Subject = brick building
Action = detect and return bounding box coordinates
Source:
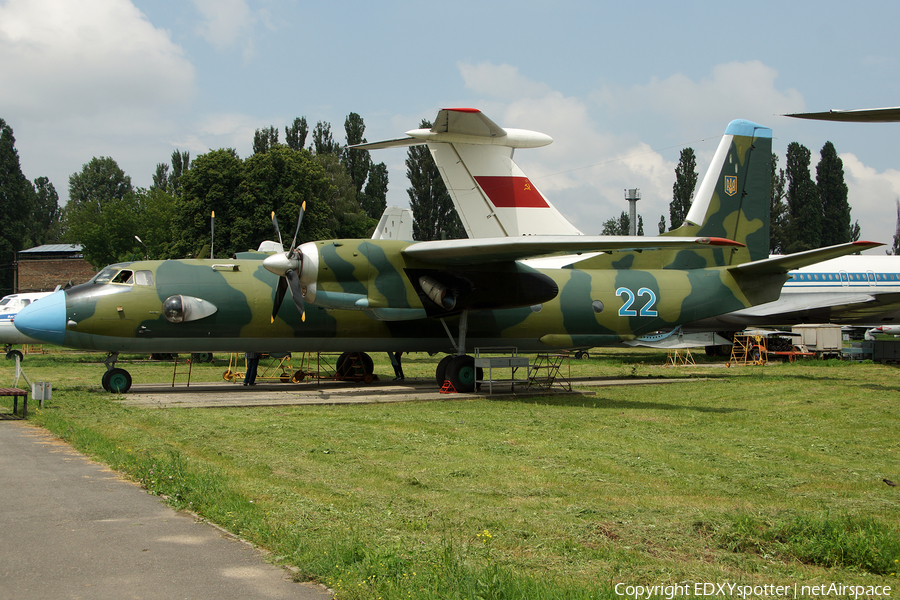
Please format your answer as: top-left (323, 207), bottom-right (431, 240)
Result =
top-left (17, 244), bottom-right (97, 292)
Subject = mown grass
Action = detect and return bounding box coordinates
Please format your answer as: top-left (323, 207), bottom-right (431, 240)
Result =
top-left (3, 348), bottom-right (900, 599)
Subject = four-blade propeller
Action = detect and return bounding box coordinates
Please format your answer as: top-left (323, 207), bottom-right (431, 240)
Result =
top-left (262, 202), bottom-right (306, 322)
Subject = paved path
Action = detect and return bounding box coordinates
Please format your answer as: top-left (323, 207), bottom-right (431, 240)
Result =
top-left (0, 420), bottom-right (331, 600)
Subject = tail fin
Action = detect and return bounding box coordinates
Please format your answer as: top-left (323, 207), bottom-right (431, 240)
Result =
top-left (666, 119), bottom-right (772, 264)
top-left (353, 108), bottom-right (582, 237)
top-left (371, 206), bottom-right (414, 240)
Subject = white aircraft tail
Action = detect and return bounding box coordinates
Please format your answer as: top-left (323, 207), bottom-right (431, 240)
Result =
top-left (353, 108), bottom-right (582, 238)
top-left (371, 206), bottom-right (414, 240)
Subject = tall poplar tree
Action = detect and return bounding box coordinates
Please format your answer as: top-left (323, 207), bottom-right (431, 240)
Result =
top-left (889, 199), bottom-right (900, 255)
top-left (253, 126), bottom-right (279, 155)
top-left (26, 177), bottom-right (60, 247)
top-left (0, 118), bottom-right (35, 294)
top-left (407, 119), bottom-right (465, 241)
top-left (784, 142), bottom-right (821, 253)
top-left (341, 112), bottom-right (370, 196)
top-left (816, 141), bottom-right (851, 247)
top-left (285, 117), bottom-right (308, 151)
top-left (670, 147), bottom-right (697, 230)
top-left (769, 152), bottom-right (788, 254)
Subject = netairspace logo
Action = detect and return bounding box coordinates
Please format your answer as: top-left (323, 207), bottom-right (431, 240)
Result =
top-left (613, 582), bottom-right (893, 599)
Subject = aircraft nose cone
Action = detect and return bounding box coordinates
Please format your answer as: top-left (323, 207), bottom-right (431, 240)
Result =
top-left (14, 289), bottom-right (67, 345)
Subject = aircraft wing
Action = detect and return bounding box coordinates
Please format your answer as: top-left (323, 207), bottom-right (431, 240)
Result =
top-left (785, 107), bottom-right (900, 123)
top-left (725, 291), bottom-right (900, 325)
top-left (402, 235), bottom-right (742, 265)
top-left (738, 293), bottom-right (884, 317)
top-left (731, 241), bottom-right (882, 275)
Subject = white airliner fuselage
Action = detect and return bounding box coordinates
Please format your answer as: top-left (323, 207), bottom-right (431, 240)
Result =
top-left (1, 292), bottom-right (52, 347)
top-left (683, 254), bottom-right (900, 330)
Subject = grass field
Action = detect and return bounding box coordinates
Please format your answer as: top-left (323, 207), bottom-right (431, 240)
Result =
top-left (3, 348), bottom-right (899, 599)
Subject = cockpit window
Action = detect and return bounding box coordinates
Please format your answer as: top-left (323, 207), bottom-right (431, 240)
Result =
top-left (112, 270), bottom-right (134, 284)
top-left (0, 298), bottom-right (10, 307)
top-left (93, 267), bottom-right (119, 284)
top-left (92, 267), bottom-right (153, 286)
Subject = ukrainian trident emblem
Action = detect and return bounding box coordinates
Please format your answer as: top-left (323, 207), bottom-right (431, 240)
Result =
top-left (724, 175), bottom-right (738, 196)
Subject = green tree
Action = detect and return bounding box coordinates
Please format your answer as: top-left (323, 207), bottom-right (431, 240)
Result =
top-left (407, 120), bottom-right (465, 241)
top-left (658, 215), bottom-right (666, 234)
top-left (311, 121), bottom-right (341, 155)
top-left (170, 150), bottom-right (190, 197)
top-left (341, 112), bottom-right (370, 195)
top-left (769, 152), bottom-right (788, 254)
top-left (888, 199), bottom-right (900, 255)
top-left (253, 126), bottom-right (279, 155)
top-left (670, 147), bottom-right (697, 230)
top-left (314, 152), bottom-right (371, 239)
top-left (363, 162), bottom-right (389, 220)
top-left (285, 117), bottom-right (308, 151)
top-left (25, 176), bottom-right (60, 248)
top-left (601, 212), bottom-right (642, 235)
top-left (816, 141), bottom-right (851, 247)
top-left (0, 118), bottom-right (35, 293)
top-left (173, 149), bottom-right (244, 258)
top-left (152, 163), bottom-right (170, 192)
top-left (134, 186), bottom-right (177, 259)
top-left (784, 142), bottom-right (821, 253)
top-left (63, 157), bottom-right (138, 268)
top-left (174, 146), bottom-right (341, 258)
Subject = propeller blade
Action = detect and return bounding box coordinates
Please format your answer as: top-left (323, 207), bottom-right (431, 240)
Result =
top-left (271, 276), bottom-right (288, 323)
top-left (271, 211), bottom-right (284, 250)
top-left (289, 201), bottom-right (306, 257)
top-left (285, 269), bottom-right (305, 322)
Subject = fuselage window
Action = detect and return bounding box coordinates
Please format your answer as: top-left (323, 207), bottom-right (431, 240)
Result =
top-left (134, 271), bottom-right (153, 286)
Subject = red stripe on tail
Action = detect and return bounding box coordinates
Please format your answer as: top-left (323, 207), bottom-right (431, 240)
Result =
top-left (475, 176), bottom-right (549, 208)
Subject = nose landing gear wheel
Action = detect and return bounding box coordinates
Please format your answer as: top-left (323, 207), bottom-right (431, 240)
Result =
top-left (102, 368), bottom-right (132, 393)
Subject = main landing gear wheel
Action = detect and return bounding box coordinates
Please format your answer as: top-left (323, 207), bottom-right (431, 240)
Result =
top-left (444, 355), bottom-right (483, 393)
top-left (435, 355), bottom-right (454, 385)
top-left (335, 352), bottom-right (375, 380)
top-left (102, 368), bottom-right (132, 393)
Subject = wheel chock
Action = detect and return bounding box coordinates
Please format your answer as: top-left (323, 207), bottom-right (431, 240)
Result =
top-left (440, 380), bottom-right (457, 394)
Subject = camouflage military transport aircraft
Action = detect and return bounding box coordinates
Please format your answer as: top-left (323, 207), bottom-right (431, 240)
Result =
top-left (15, 110), bottom-right (880, 393)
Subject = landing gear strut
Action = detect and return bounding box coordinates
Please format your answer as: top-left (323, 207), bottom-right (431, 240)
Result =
top-left (101, 352), bottom-right (132, 393)
top-left (436, 310), bottom-right (482, 393)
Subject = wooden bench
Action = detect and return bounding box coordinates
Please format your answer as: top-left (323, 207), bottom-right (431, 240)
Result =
top-left (0, 388), bottom-right (29, 418)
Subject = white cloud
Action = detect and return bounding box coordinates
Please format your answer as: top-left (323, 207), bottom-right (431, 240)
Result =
top-left (191, 0), bottom-right (255, 58)
top-left (593, 61), bottom-right (805, 136)
top-left (458, 62), bottom-right (553, 100)
top-left (841, 153), bottom-right (900, 246)
top-left (0, 0), bottom-right (195, 118)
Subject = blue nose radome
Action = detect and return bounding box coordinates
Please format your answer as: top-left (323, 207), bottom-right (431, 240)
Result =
top-left (14, 289), bottom-right (67, 346)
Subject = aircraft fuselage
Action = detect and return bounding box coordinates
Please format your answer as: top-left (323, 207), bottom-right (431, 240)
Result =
top-left (16, 239), bottom-right (781, 356)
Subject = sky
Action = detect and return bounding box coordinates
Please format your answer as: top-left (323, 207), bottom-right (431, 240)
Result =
top-left (2, 0), bottom-right (900, 252)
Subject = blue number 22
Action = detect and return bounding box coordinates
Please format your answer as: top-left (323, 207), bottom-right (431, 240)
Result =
top-left (616, 287), bottom-right (658, 317)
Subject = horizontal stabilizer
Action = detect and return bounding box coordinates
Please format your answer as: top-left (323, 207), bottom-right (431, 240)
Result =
top-left (785, 107), bottom-right (900, 123)
top-left (732, 241), bottom-right (883, 275)
top-left (403, 235), bottom-right (742, 266)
